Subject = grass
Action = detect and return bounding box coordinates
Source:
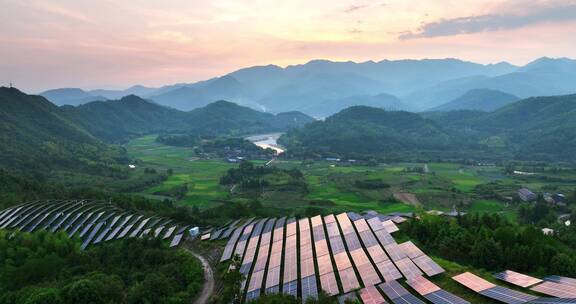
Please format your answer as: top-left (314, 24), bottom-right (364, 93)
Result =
top-left (126, 135), bottom-right (235, 209)
top-left (468, 199), bottom-right (518, 222)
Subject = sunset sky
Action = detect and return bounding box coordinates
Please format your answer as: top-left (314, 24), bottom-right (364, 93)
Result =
top-left (1, 0), bottom-right (576, 92)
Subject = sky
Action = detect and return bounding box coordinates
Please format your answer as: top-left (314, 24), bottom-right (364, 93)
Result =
top-left (1, 0), bottom-right (576, 92)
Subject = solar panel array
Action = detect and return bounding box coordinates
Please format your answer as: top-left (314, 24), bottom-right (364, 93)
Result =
top-left (326, 214), bottom-right (360, 293)
top-left (283, 218), bottom-right (299, 297)
top-left (453, 272), bottom-right (545, 304)
top-left (246, 218), bottom-right (276, 301)
top-left (408, 276), bottom-right (470, 304)
top-left (379, 280), bottom-right (426, 304)
top-left (0, 200), bottom-right (198, 250)
top-left (265, 217), bottom-right (286, 294)
top-left (399, 241), bottom-right (445, 277)
top-left (299, 217), bottom-right (318, 301)
top-left (495, 270), bottom-right (543, 288)
top-left (312, 215), bottom-right (340, 295)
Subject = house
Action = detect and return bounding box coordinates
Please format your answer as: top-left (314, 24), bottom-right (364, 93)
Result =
top-left (325, 157), bottom-right (341, 162)
top-left (518, 188), bottom-right (537, 202)
top-left (542, 228), bottom-right (554, 236)
top-left (553, 193), bottom-right (566, 205)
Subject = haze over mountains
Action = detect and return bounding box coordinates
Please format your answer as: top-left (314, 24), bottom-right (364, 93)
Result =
top-left (39, 57), bottom-right (576, 116)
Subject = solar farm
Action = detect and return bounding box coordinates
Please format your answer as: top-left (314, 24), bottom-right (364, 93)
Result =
top-left (203, 211), bottom-right (576, 304)
top-left (0, 200), bottom-right (198, 250)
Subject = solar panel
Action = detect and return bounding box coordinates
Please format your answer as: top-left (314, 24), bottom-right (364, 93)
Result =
top-left (357, 260), bottom-right (382, 286)
top-left (214, 219), bottom-right (240, 240)
top-left (129, 217), bottom-right (151, 238)
top-left (392, 216), bottom-right (407, 224)
top-left (117, 215), bottom-right (144, 239)
top-left (340, 267), bottom-right (361, 293)
top-left (68, 212), bottom-right (95, 237)
top-left (45, 203), bottom-right (84, 231)
top-left (265, 218), bottom-right (285, 292)
top-left (302, 275), bottom-right (319, 300)
top-left (233, 224), bottom-right (255, 259)
top-left (385, 243), bottom-right (407, 262)
top-left (424, 290), bottom-right (471, 304)
top-left (479, 286), bottom-right (538, 304)
top-left (395, 258), bottom-right (424, 280)
top-left (396, 294), bottom-right (427, 304)
top-left (452, 272), bottom-right (496, 293)
top-left (382, 220), bottom-right (400, 233)
top-left (282, 280), bottom-right (298, 297)
top-left (495, 270), bottom-right (543, 288)
top-left (324, 214), bottom-right (336, 224)
top-left (377, 260), bottom-right (403, 282)
top-left (399, 241), bottom-right (425, 259)
top-left (105, 215), bottom-right (133, 241)
top-left (162, 225), bottom-right (177, 239)
top-left (338, 292), bottom-right (359, 304)
top-left (93, 214), bottom-right (123, 244)
top-left (170, 233), bottom-right (184, 247)
top-left (375, 230), bottom-right (396, 246)
top-left (18, 201), bottom-right (63, 231)
top-left (360, 286), bottom-right (388, 304)
top-left (379, 281), bottom-right (411, 300)
top-left (528, 298), bottom-right (576, 303)
top-left (81, 222), bottom-right (104, 250)
top-left (408, 276), bottom-right (441, 296)
top-left (545, 276), bottom-right (576, 288)
top-left (412, 254), bottom-right (445, 277)
top-left (336, 213), bottom-right (355, 235)
top-left (531, 282), bottom-right (576, 298)
top-left (240, 219), bottom-right (268, 279)
top-left (79, 212), bottom-right (107, 238)
top-left (320, 272), bottom-right (340, 296)
top-left (348, 212), bottom-right (364, 221)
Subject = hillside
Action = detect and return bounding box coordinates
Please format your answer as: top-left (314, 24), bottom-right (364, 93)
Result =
top-left (40, 88), bottom-right (107, 106)
top-left (301, 93), bottom-right (408, 117)
top-left (62, 95), bottom-right (189, 142)
top-left (0, 87), bottom-right (126, 171)
top-left (432, 89), bottom-right (519, 112)
top-left (63, 97), bottom-right (314, 142)
top-left (280, 106), bottom-right (466, 157)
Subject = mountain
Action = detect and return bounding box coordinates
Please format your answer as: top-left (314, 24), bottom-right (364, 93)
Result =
top-left (62, 95), bottom-right (188, 142)
top-left (432, 89), bottom-right (520, 112)
top-left (136, 58), bottom-right (519, 112)
top-left (301, 93), bottom-right (408, 118)
top-left (0, 87), bottom-right (125, 171)
top-left (408, 57), bottom-right (576, 110)
top-left (40, 88), bottom-right (107, 106)
top-left (62, 97), bottom-right (315, 142)
top-left (88, 85), bottom-right (158, 100)
top-left (184, 100), bottom-right (314, 136)
top-left (149, 75), bottom-right (251, 111)
top-left (279, 106), bottom-right (466, 157)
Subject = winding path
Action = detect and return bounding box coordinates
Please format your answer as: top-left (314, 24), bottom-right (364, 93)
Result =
top-left (186, 248), bottom-right (215, 304)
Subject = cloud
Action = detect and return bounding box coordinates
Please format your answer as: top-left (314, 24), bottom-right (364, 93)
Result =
top-left (400, 1), bottom-right (576, 39)
top-left (344, 4), bottom-right (369, 13)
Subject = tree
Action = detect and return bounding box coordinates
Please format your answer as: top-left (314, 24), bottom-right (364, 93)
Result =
top-left (221, 255), bottom-right (244, 304)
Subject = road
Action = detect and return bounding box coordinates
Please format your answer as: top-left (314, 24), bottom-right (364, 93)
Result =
top-left (186, 248), bottom-right (215, 304)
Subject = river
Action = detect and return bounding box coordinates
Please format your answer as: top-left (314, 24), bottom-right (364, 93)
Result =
top-left (245, 132), bottom-right (285, 154)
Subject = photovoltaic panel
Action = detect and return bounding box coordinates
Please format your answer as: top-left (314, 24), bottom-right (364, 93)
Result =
top-left (368, 245), bottom-right (389, 263)
top-left (200, 234), bottom-right (210, 240)
top-left (105, 215), bottom-right (133, 241)
top-left (117, 215), bottom-right (144, 239)
top-left (348, 212), bottom-right (364, 221)
top-left (375, 230), bottom-right (396, 246)
top-left (379, 281), bottom-right (411, 300)
top-left (531, 282), bottom-right (576, 298)
top-left (93, 214), bottom-right (123, 244)
top-left (338, 292), bottom-right (359, 304)
top-left (310, 215), bottom-right (339, 296)
top-left (399, 241), bottom-right (425, 259)
top-left (412, 254), bottom-right (445, 277)
top-left (79, 211), bottom-right (108, 238)
top-left (324, 214), bottom-right (336, 224)
top-left (301, 275), bottom-right (319, 301)
top-left (395, 258), bottom-right (424, 280)
top-left (545, 276), bottom-right (576, 288)
top-left (282, 227), bottom-right (298, 295)
top-left (18, 202), bottom-right (62, 231)
top-left (221, 224), bottom-right (247, 262)
top-left (382, 220), bottom-right (400, 233)
top-left (320, 272), bottom-right (340, 296)
top-left (385, 243), bottom-right (407, 262)
top-left (424, 290), bottom-right (471, 304)
top-left (479, 286), bottom-right (538, 304)
top-left (528, 298), bottom-right (576, 303)
top-left (340, 267), bottom-right (361, 293)
top-left (245, 219), bottom-right (276, 300)
top-left (68, 212), bottom-right (94, 237)
top-left (265, 217), bottom-right (285, 294)
top-left (396, 294), bottom-right (427, 304)
top-left (129, 217), bottom-right (152, 238)
top-left (214, 219), bottom-right (240, 240)
top-left (360, 286), bottom-right (388, 304)
top-left (170, 233), bottom-right (184, 247)
top-left (377, 260), bottom-right (403, 282)
top-left (452, 272), bottom-right (496, 293)
top-left (233, 223), bottom-right (255, 259)
top-left (343, 232), bottom-right (363, 251)
top-left (9, 203), bottom-right (47, 229)
top-left (336, 213), bottom-right (355, 235)
top-left (495, 270), bottom-right (543, 288)
top-left (240, 219), bottom-right (268, 280)
top-left (408, 276), bottom-right (441, 296)
top-left (81, 222), bottom-right (104, 250)
top-left (220, 218), bottom-right (248, 240)
top-left (162, 225), bottom-right (177, 239)
top-left (392, 216), bottom-right (407, 224)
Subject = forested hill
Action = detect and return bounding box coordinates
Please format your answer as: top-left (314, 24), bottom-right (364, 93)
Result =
top-left (284, 94), bottom-right (576, 162)
top-left (62, 95), bottom-right (189, 142)
top-left (279, 106), bottom-right (470, 158)
top-left (63, 97), bottom-right (315, 142)
top-left (0, 87), bottom-right (126, 172)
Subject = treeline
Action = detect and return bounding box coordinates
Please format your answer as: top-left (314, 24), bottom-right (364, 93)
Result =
top-left (404, 213), bottom-right (576, 276)
top-left (0, 231), bottom-right (203, 304)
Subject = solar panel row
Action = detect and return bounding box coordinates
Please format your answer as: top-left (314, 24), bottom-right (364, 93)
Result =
top-left (326, 214), bottom-right (360, 293)
top-left (336, 213), bottom-right (381, 287)
top-left (283, 218), bottom-right (298, 297)
top-left (412, 254), bottom-right (445, 277)
top-left (379, 281), bottom-right (425, 304)
top-left (299, 217), bottom-right (318, 301)
top-left (311, 215), bottom-right (339, 296)
top-left (408, 276), bottom-right (470, 304)
top-left (453, 272), bottom-right (541, 304)
top-left (531, 281), bottom-right (576, 298)
top-left (240, 218), bottom-right (268, 286)
top-left (545, 276), bottom-right (576, 288)
top-left (245, 219), bottom-right (276, 301)
top-left (265, 217), bottom-right (286, 294)
top-left (221, 219), bottom-right (255, 262)
top-left (495, 270), bottom-right (543, 288)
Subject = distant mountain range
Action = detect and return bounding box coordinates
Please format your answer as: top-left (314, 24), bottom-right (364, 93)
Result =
top-left (40, 57), bottom-right (576, 114)
top-left (431, 89), bottom-right (520, 112)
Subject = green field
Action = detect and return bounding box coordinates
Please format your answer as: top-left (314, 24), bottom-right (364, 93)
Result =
top-left (126, 135), bottom-right (234, 208)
